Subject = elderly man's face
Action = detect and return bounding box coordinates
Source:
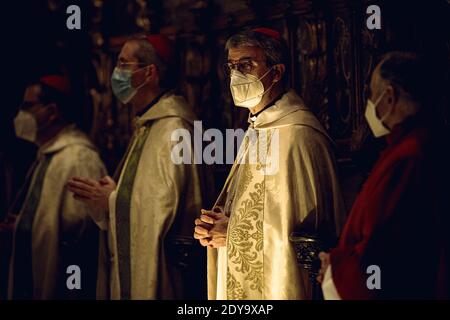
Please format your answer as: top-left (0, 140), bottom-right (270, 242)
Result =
top-left (21, 84), bottom-right (56, 130)
top-left (23, 84), bottom-right (47, 119)
top-left (117, 41), bottom-right (150, 88)
top-left (369, 62), bottom-right (396, 122)
top-left (227, 46), bottom-right (273, 89)
top-left (23, 84), bottom-right (42, 110)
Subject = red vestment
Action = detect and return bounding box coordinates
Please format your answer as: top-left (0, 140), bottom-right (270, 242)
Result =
top-left (330, 116), bottom-right (450, 299)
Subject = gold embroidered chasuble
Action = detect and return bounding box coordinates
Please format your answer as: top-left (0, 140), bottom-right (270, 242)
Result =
top-left (208, 90), bottom-right (346, 300)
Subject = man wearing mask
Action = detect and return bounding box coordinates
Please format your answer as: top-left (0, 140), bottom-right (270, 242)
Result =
top-left (318, 52), bottom-right (450, 299)
top-left (8, 75), bottom-right (107, 299)
top-left (194, 28), bottom-right (346, 300)
top-left (68, 34), bottom-right (205, 300)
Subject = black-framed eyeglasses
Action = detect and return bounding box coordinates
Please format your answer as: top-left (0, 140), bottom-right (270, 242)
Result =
top-left (20, 101), bottom-right (43, 110)
top-left (223, 58), bottom-right (266, 76)
top-left (116, 61), bottom-right (148, 69)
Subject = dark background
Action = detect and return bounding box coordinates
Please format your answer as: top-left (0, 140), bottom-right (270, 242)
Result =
top-left (1, 0), bottom-right (449, 212)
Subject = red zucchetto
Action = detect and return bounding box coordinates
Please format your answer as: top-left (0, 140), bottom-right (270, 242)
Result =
top-left (252, 27), bottom-right (281, 40)
top-left (146, 34), bottom-right (174, 64)
top-left (40, 75), bottom-right (71, 95)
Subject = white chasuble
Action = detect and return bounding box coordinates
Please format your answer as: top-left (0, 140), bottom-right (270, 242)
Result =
top-left (208, 90), bottom-right (346, 300)
top-left (100, 92), bottom-right (204, 300)
top-left (9, 126), bottom-right (106, 299)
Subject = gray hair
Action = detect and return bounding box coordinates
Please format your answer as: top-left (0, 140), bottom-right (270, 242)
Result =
top-left (378, 51), bottom-right (444, 113)
top-left (225, 29), bottom-right (289, 68)
top-left (127, 35), bottom-right (173, 89)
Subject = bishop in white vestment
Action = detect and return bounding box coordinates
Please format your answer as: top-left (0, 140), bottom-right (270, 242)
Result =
top-left (207, 90), bottom-right (346, 300)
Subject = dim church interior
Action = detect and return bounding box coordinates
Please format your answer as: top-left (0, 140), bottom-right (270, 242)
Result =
top-left (1, 0), bottom-right (449, 235)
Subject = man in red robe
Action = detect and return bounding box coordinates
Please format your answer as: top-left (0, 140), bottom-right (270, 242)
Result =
top-left (318, 51), bottom-right (450, 299)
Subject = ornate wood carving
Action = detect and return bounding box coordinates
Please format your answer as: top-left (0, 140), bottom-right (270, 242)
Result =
top-left (76, 0), bottom-right (449, 171)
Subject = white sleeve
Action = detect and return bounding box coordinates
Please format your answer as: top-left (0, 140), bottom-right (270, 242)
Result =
top-left (322, 265), bottom-right (342, 300)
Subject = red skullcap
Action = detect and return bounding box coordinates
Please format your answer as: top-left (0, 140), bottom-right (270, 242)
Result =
top-left (40, 75), bottom-right (71, 95)
top-left (252, 28), bottom-right (281, 40)
top-left (146, 34), bottom-right (174, 64)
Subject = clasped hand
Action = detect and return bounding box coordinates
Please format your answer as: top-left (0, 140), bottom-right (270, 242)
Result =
top-left (194, 207), bottom-right (229, 248)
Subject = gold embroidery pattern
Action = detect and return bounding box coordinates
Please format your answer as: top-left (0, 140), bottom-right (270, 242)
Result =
top-left (227, 181), bottom-right (265, 298)
top-left (256, 130), bottom-right (274, 171)
top-left (226, 267), bottom-right (246, 300)
top-left (234, 164), bottom-right (252, 201)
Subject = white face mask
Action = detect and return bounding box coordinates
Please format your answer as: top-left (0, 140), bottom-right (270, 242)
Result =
top-left (14, 110), bottom-right (38, 143)
top-left (365, 89), bottom-right (392, 138)
top-left (229, 68), bottom-right (275, 109)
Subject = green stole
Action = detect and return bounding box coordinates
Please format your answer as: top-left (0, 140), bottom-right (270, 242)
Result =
top-left (115, 124), bottom-right (151, 300)
top-left (13, 153), bottom-right (53, 299)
